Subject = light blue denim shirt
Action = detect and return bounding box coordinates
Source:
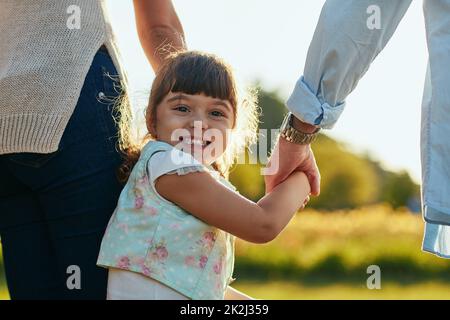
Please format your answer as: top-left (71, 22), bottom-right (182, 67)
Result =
top-left (287, 0), bottom-right (450, 258)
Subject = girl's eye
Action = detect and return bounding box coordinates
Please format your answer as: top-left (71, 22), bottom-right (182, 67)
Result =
top-left (211, 110), bottom-right (225, 118)
top-left (174, 105), bottom-right (190, 112)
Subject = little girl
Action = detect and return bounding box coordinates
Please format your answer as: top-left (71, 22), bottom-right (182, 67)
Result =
top-left (97, 51), bottom-right (310, 300)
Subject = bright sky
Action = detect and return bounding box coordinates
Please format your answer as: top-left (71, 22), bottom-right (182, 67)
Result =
top-left (106, 0), bottom-right (427, 183)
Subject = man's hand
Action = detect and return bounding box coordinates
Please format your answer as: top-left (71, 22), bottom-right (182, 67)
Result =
top-left (264, 137), bottom-right (320, 196)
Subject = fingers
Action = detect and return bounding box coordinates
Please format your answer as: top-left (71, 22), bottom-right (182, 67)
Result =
top-left (303, 195), bottom-right (310, 206)
top-left (264, 168), bottom-right (286, 193)
top-left (305, 158), bottom-right (321, 197)
top-left (304, 195), bottom-right (310, 204)
top-left (264, 138), bottom-right (321, 196)
top-left (264, 152), bottom-right (291, 193)
top-left (300, 195), bottom-right (310, 210)
top-left (309, 172), bottom-right (321, 196)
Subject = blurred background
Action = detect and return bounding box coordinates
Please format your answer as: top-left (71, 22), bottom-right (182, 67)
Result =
top-left (1, 0), bottom-right (449, 299)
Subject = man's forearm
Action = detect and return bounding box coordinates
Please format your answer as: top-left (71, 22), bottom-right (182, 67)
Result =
top-left (287, 0), bottom-right (412, 129)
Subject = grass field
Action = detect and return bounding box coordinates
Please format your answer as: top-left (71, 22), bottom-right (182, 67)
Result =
top-left (233, 280), bottom-right (450, 300)
top-left (0, 287), bottom-right (8, 300)
top-left (1, 205), bottom-right (449, 300)
top-left (2, 281), bottom-right (450, 300)
top-left (0, 244), bottom-right (7, 300)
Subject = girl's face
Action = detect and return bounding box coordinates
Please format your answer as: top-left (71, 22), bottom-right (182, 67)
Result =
top-left (151, 92), bottom-right (235, 165)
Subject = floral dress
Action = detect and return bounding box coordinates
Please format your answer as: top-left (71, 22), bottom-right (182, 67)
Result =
top-left (97, 141), bottom-right (236, 299)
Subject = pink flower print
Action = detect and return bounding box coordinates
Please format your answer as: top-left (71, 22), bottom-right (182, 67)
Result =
top-left (203, 231), bottom-right (215, 242)
top-left (137, 175), bottom-right (149, 185)
top-left (202, 232), bottom-right (216, 249)
top-left (184, 256), bottom-right (195, 267)
top-left (213, 261), bottom-right (222, 275)
top-left (145, 206), bottom-right (158, 217)
top-left (135, 195), bottom-right (144, 209)
top-left (155, 245), bottom-right (168, 260)
top-left (199, 255), bottom-right (208, 269)
top-left (117, 256), bottom-right (130, 269)
top-left (142, 265), bottom-right (151, 276)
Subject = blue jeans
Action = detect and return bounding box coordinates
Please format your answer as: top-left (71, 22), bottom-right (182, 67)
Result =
top-left (0, 46), bottom-right (124, 299)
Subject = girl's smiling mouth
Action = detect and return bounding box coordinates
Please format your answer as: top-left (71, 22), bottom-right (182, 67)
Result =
top-left (178, 136), bottom-right (212, 147)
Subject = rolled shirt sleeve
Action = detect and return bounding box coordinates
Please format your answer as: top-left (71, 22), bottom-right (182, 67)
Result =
top-left (286, 0), bottom-right (412, 129)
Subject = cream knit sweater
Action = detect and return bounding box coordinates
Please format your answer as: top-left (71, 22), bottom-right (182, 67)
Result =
top-left (0, 0), bottom-right (129, 154)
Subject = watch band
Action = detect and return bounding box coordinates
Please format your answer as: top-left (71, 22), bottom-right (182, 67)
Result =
top-left (280, 112), bottom-right (320, 145)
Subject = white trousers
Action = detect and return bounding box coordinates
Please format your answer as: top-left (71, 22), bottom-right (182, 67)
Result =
top-left (106, 268), bottom-right (190, 300)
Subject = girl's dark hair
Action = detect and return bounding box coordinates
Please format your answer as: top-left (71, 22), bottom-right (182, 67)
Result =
top-left (117, 51), bottom-right (240, 184)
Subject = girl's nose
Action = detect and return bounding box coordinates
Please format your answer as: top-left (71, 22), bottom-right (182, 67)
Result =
top-left (190, 115), bottom-right (209, 130)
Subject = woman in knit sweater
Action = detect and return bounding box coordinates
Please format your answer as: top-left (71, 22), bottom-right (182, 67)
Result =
top-left (0, 0), bottom-right (184, 299)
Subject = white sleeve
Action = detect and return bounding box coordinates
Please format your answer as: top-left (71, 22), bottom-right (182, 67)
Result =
top-left (146, 148), bottom-right (206, 190)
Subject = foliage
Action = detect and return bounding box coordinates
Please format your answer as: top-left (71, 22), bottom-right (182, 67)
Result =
top-left (229, 87), bottom-right (420, 210)
top-left (233, 205), bottom-right (450, 282)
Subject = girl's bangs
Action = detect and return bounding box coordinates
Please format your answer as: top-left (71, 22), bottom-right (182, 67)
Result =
top-left (168, 56), bottom-right (235, 104)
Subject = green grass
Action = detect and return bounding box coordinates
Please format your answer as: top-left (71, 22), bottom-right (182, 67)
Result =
top-left (0, 244), bottom-right (6, 300)
top-left (230, 205), bottom-right (450, 300)
top-left (234, 205), bottom-right (450, 280)
top-left (233, 280), bottom-right (450, 300)
top-left (0, 287), bottom-right (9, 300)
top-left (1, 205), bottom-right (449, 300)
top-left (2, 282), bottom-right (450, 300)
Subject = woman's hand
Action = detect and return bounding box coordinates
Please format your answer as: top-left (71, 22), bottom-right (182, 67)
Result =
top-left (133, 0), bottom-right (186, 71)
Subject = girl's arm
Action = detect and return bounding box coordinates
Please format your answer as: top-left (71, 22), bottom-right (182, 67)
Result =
top-left (224, 286), bottom-right (254, 300)
top-left (155, 170), bottom-right (310, 244)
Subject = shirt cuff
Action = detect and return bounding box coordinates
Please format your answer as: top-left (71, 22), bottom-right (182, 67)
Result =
top-left (286, 76), bottom-right (346, 129)
top-left (422, 221), bottom-right (450, 259)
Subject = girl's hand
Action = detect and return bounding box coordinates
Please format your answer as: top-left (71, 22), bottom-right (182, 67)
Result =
top-left (301, 194), bottom-right (311, 209)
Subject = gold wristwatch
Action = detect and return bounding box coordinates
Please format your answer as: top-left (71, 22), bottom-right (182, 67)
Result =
top-left (280, 112), bottom-right (320, 145)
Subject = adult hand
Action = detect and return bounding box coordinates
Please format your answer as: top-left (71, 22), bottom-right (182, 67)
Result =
top-left (264, 136), bottom-right (320, 196)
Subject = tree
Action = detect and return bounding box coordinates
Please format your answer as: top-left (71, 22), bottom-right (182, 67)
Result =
top-left (228, 86), bottom-right (420, 210)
